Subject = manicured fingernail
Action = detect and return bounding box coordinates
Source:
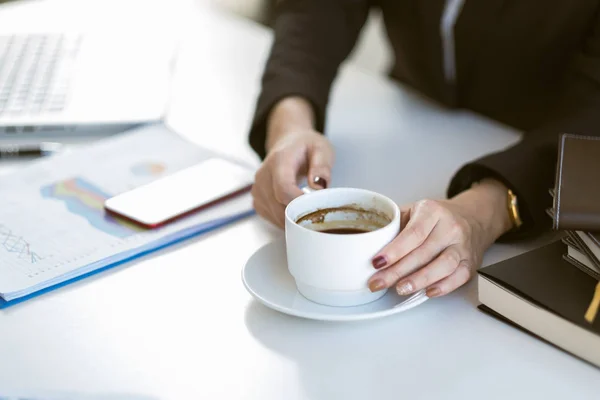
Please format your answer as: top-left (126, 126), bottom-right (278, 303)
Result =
top-left (426, 287), bottom-right (442, 298)
top-left (397, 281), bottom-right (414, 295)
top-left (369, 279), bottom-right (386, 292)
top-left (372, 255), bottom-right (387, 269)
top-left (313, 176), bottom-right (328, 189)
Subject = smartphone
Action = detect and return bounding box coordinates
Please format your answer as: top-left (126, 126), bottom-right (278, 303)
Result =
top-left (104, 157), bottom-right (254, 228)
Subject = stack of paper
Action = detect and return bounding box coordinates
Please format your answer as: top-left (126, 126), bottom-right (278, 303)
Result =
top-left (0, 124), bottom-right (255, 307)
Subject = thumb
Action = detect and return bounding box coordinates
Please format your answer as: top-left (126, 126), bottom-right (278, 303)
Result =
top-left (307, 141), bottom-right (334, 190)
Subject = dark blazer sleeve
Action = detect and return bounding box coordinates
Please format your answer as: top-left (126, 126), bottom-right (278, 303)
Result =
top-left (248, 0), bottom-right (371, 159)
top-left (447, 15), bottom-right (600, 240)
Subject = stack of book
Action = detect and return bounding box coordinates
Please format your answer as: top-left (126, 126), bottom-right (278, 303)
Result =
top-left (562, 232), bottom-right (600, 281)
top-left (477, 134), bottom-right (600, 368)
top-left (551, 134), bottom-right (600, 285)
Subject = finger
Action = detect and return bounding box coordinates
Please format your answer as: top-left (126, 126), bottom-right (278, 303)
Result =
top-left (251, 179), bottom-right (267, 215)
top-left (394, 245), bottom-right (463, 295)
top-left (260, 181), bottom-right (287, 229)
top-left (400, 207), bottom-right (411, 230)
top-left (252, 172), bottom-right (286, 229)
top-left (424, 260), bottom-right (473, 298)
top-left (307, 141), bottom-right (333, 190)
top-left (271, 162), bottom-right (304, 205)
top-left (371, 200), bottom-right (441, 270)
top-left (369, 225), bottom-right (453, 290)
top-left (253, 197), bottom-right (276, 225)
top-left (252, 190), bottom-right (280, 227)
top-left (267, 201), bottom-right (287, 229)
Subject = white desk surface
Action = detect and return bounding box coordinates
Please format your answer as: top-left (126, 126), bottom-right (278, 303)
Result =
top-left (0, 1), bottom-right (598, 399)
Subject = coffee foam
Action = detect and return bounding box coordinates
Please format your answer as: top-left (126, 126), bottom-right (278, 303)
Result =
top-left (295, 204), bottom-right (392, 233)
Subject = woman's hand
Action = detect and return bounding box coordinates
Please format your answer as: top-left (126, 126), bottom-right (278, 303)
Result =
top-left (368, 179), bottom-right (515, 298)
top-left (251, 97), bottom-right (334, 228)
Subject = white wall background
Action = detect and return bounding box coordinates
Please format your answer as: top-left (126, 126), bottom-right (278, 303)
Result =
top-left (208, 0), bottom-right (393, 75)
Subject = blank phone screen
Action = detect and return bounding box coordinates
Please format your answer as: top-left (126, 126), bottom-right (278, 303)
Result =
top-left (104, 158), bottom-right (254, 227)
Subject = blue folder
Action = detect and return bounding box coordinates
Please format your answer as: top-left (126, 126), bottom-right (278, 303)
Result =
top-left (0, 209), bottom-right (255, 309)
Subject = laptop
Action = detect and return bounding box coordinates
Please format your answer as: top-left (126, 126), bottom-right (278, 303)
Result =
top-left (0, 31), bottom-right (177, 144)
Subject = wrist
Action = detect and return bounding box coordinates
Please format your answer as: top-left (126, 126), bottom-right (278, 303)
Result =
top-left (266, 96), bottom-right (315, 153)
top-left (452, 178), bottom-right (514, 244)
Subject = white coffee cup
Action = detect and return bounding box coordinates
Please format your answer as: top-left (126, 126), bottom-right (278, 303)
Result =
top-left (285, 187), bottom-right (401, 307)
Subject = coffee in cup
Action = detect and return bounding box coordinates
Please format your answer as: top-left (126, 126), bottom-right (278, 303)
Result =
top-left (285, 188), bottom-right (401, 307)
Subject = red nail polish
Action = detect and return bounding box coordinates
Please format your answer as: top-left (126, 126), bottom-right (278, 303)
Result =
top-left (313, 176), bottom-right (327, 189)
top-left (372, 255), bottom-right (387, 269)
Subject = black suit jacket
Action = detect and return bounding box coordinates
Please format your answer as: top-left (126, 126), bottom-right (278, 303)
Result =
top-left (248, 0), bottom-right (600, 238)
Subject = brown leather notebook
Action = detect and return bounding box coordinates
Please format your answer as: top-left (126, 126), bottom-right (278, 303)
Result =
top-left (553, 134), bottom-right (600, 231)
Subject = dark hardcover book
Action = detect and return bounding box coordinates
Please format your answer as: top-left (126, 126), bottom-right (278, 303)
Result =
top-left (575, 231), bottom-right (600, 264)
top-left (478, 240), bottom-right (600, 367)
top-left (588, 232), bottom-right (600, 248)
top-left (548, 204), bottom-right (600, 279)
top-left (563, 254), bottom-right (600, 281)
top-left (563, 232), bottom-right (600, 281)
top-left (477, 304), bottom-right (600, 369)
top-left (562, 234), bottom-right (579, 250)
top-left (552, 134), bottom-right (600, 231)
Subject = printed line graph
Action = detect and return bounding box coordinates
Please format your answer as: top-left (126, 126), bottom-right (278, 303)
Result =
top-left (0, 224), bottom-right (43, 263)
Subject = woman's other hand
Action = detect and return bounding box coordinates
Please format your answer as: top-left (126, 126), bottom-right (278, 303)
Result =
top-left (368, 179), bottom-right (515, 298)
top-left (252, 97), bottom-right (334, 228)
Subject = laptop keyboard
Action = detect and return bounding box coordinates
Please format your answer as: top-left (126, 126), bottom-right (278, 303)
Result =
top-left (0, 34), bottom-right (82, 116)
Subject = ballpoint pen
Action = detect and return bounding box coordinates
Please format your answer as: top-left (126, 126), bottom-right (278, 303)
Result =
top-left (0, 142), bottom-right (63, 159)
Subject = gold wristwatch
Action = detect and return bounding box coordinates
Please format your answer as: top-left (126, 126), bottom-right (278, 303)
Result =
top-left (507, 188), bottom-right (523, 230)
top-left (471, 179), bottom-right (522, 231)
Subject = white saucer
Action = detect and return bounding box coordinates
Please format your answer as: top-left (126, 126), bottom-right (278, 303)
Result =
top-left (242, 239), bottom-right (429, 322)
